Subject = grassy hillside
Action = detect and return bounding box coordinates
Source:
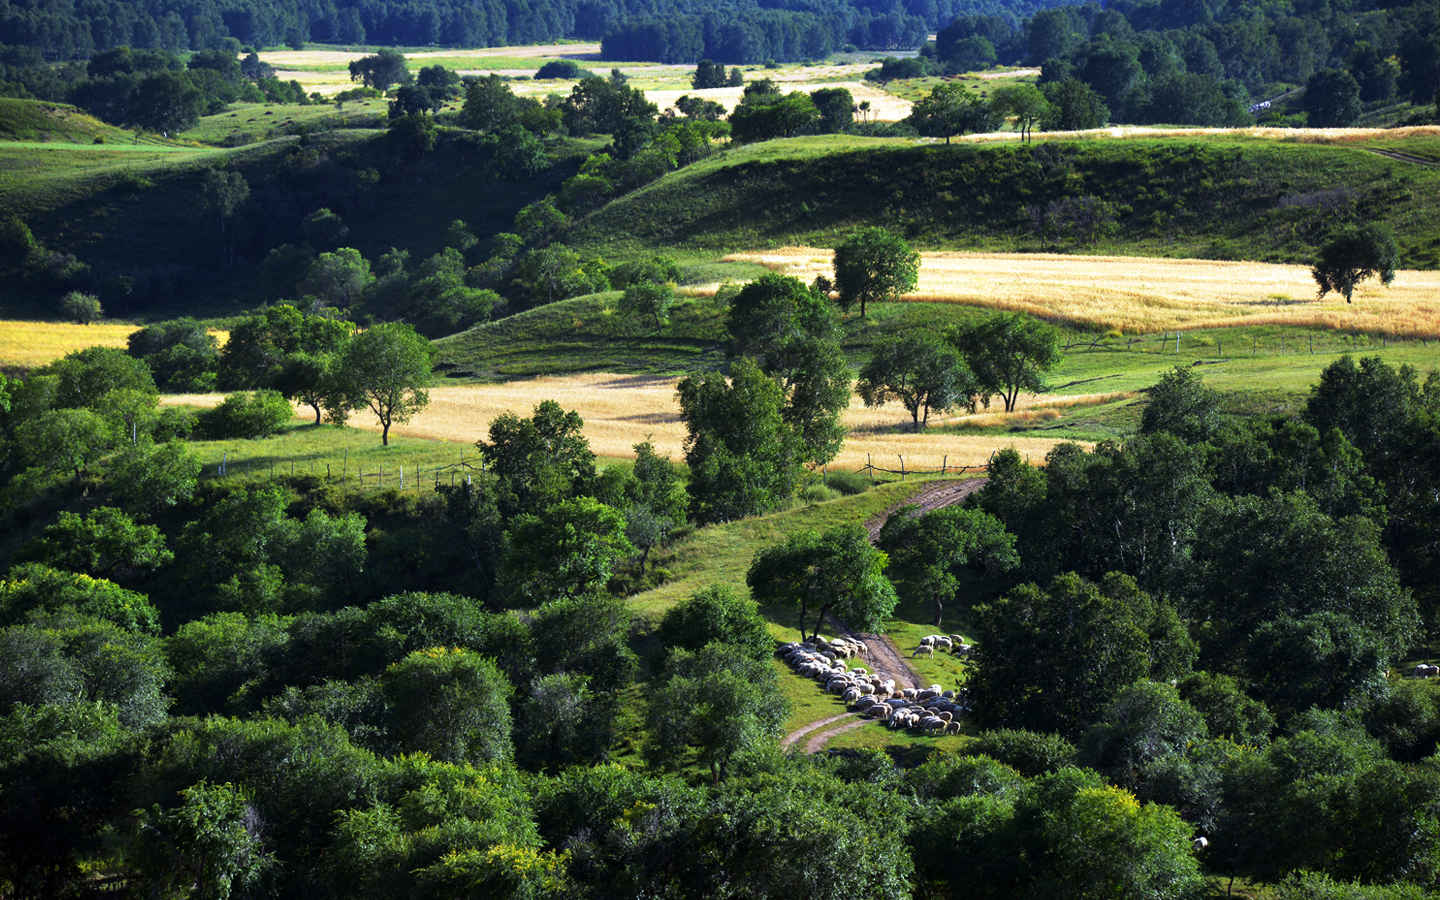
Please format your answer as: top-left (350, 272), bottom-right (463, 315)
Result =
top-left (0, 98), bottom-right (183, 145)
top-left (571, 133), bottom-right (1440, 267)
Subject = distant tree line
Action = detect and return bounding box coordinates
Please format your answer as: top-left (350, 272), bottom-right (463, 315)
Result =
top-left (0, 0), bottom-right (1083, 64)
top-left (919, 0), bottom-right (1440, 126)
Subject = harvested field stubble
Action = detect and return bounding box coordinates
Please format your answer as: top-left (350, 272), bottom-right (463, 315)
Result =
top-left (719, 248), bottom-right (1440, 337)
top-left (164, 374), bottom-right (1086, 471)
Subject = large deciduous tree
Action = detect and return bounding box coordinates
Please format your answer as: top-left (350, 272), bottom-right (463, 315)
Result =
top-left (857, 335), bottom-right (977, 431)
top-left (334, 322), bottom-right (431, 445)
top-left (907, 82), bottom-right (997, 143)
top-left (677, 358), bottom-right (803, 523)
top-left (1313, 224), bottom-right (1398, 304)
top-left (832, 226), bottom-right (920, 318)
top-left (747, 523), bottom-right (897, 638)
top-left (949, 312), bottom-right (1062, 412)
top-left (877, 504), bottom-right (1018, 626)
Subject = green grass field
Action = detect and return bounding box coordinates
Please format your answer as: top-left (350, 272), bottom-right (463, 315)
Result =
top-left (180, 99), bottom-right (391, 145)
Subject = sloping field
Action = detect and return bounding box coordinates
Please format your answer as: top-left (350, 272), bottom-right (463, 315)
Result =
top-left (720, 248), bottom-right (1440, 336)
top-left (164, 374), bottom-right (1086, 471)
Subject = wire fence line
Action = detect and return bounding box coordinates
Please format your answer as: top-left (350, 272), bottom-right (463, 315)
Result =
top-left (1062, 329), bottom-right (1421, 357)
top-left (208, 449), bottom-right (992, 492)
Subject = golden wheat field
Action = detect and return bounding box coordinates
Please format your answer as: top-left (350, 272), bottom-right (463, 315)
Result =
top-left (0, 320), bottom-right (230, 369)
top-left (0, 320), bottom-right (140, 367)
top-left (716, 248), bottom-right (1440, 337)
top-left (165, 375), bottom-right (1097, 470)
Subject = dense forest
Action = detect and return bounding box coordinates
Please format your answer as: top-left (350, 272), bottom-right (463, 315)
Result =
top-left (923, 0), bottom-right (1440, 123)
top-left (0, 0), bottom-right (1076, 64)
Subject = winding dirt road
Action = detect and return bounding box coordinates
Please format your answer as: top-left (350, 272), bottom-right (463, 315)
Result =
top-left (783, 477), bottom-right (986, 752)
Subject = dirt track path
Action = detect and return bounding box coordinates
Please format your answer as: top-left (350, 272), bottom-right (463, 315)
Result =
top-left (782, 713), bottom-right (853, 749)
top-left (1366, 147), bottom-right (1440, 167)
top-left (804, 716), bottom-right (871, 752)
top-left (784, 477), bottom-right (985, 752)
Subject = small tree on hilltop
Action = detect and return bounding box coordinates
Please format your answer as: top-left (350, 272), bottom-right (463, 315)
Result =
top-left (1313, 224), bottom-right (1399, 304)
top-left (618, 281), bottom-right (674, 333)
top-left (832, 226), bottom-right (920, 318)
top-left (334, 322), bottom-right (431, 445)
top-left (60, 291), bottom-right (102, 324)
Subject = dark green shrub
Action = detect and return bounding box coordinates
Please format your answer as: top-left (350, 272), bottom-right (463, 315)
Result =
top-left (198, 390), bottom-right (295, 439)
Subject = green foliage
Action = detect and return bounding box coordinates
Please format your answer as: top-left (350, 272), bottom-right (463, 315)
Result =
top-left (1313, 224), bottom-right (1399, 303)
top-left (23, 506), bottom-right (171, 580)
top-left (747, 523), bottom-right (897, 637)
top-left (908, 81), bottom-right (997, 143)
top-left (530, 593), bottom-right (638, 695)
top-left (0, 562), bottom-right (160, 633)
top-left (500, 496), bottom-right (634, 604)
top-left (646, 641), bottom-right (787, 782)
top-left (380, 647), bottom-right (513, 765)
top-left (991, 83), bottom-right (1052, 142)
top-left (334, 321), bottom-right (432, 445)
top-left (133, 780), bottom-right (273, 900)
top-left (659, 584), bottom-right (773, 661)
top-left (1140, 365), bottom-right (1222, 443)
top-left (127, 318), bottom-right (219, 392)
top-left (878, 503), bottom-right (1018, 627)
top-left (16, 407), bottom-right (116, 476)
top-left (348, 50), bottom-right (411, 93)
top-left (41, 345), bottom-right (156, 410)
top-left (971, 572), bottom-right (1195, 737)
top-left (536, 59), bottom-right (589, 80)
top-left (197, 390), bottom-right (295, 439)
top-left (832, 225), bottom-right (919, 319)
top-left (478, 400), bottom-right (596, 518)
top-left (107, 439), bottom-right (202, 514)
top-left (300, 247), bottom-right (374, 310)
top-left (949, 312), bottom-right (1061, 412)
top-left (677, 358), bottom-right (804, 523)
top-left (961, 729), bottom-right (1079, 776)
top-left (1304, 68), bottom-right (1363, 127)
top-left (618, 280), bottom-right (674, 332)
top-left (857, 334), bottom-right (977, 431)
top-left (0, 618), bottom-right (170, 727)
top-left (58, 290), bottom-right (101, 324)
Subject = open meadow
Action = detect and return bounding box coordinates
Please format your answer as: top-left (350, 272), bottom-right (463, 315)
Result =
top-left (721, 247), bottom-right (1440, 336)
top-left (162, 375), bottom-right (1083, 472)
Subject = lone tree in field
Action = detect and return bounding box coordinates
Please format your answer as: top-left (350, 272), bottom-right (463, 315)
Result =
top-left (1313, 224), bottom-right (1399, 304)
top-left (832, 227), bottom-right (920, 318)
top-left (950, 312), bottom-right (1062, 412)
top-left (60, 291), bottom-right (102, 324)
top-left (907, 82), bottom-right (997, 144)
top-left (857, 335), bottom-right (978, 431)
top-left (348, 50), bottom-right (411, 93)
top-left (990, 83), bottom-right (1051, 144)
top-left (335, 322), bottom-right (431, 445)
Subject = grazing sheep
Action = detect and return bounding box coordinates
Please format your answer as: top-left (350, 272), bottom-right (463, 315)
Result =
top-left (919, 635), bottom-right (936, 647)
top-left (945, 720), bottom-right (964, 735)
top-left (865, 704), bottom-right (890, 720)
top-left (842, 686), bottom-right (863, 703)
top-left (1193, 837), bottom-right (1209, 851)
top-left (932, 635), bottom-right (954, 650)
top-left (1413, 664), bottom-right (1440, 678)
top-left (913, 645), bottom-right (934, 657)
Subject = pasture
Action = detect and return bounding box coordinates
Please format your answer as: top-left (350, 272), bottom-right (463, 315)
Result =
top-left (722, 247), bottom-right (1440, 337)
top-left (164, 375), bottom-right (1082, 472)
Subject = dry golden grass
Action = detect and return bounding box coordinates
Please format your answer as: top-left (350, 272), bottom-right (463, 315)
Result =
top-left (165, 374), bottom-right (1082, 470)
top-left (719, 248), bottom-right (1440, 337)
top-left (0, 320), bottom-right (138, 366)
top-left (258, 43), bottom-right (603, 67)
top-left (645, 80), bottom-right (912, 121)
top-left (0, 320), bottom-right (229, 369)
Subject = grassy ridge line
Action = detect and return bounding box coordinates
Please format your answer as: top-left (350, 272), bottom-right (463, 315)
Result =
top-left (0, 98), bottom-right (183, 145)
top-left (570, 134), bottom-right (1440, 267)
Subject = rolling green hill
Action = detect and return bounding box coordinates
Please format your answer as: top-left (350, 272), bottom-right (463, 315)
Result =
top-left (571, 133), bottom-right (1440, 267)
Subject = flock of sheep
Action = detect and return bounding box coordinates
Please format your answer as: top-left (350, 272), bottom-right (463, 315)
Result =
top-left (778, 634), bottom-right (972, 736)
